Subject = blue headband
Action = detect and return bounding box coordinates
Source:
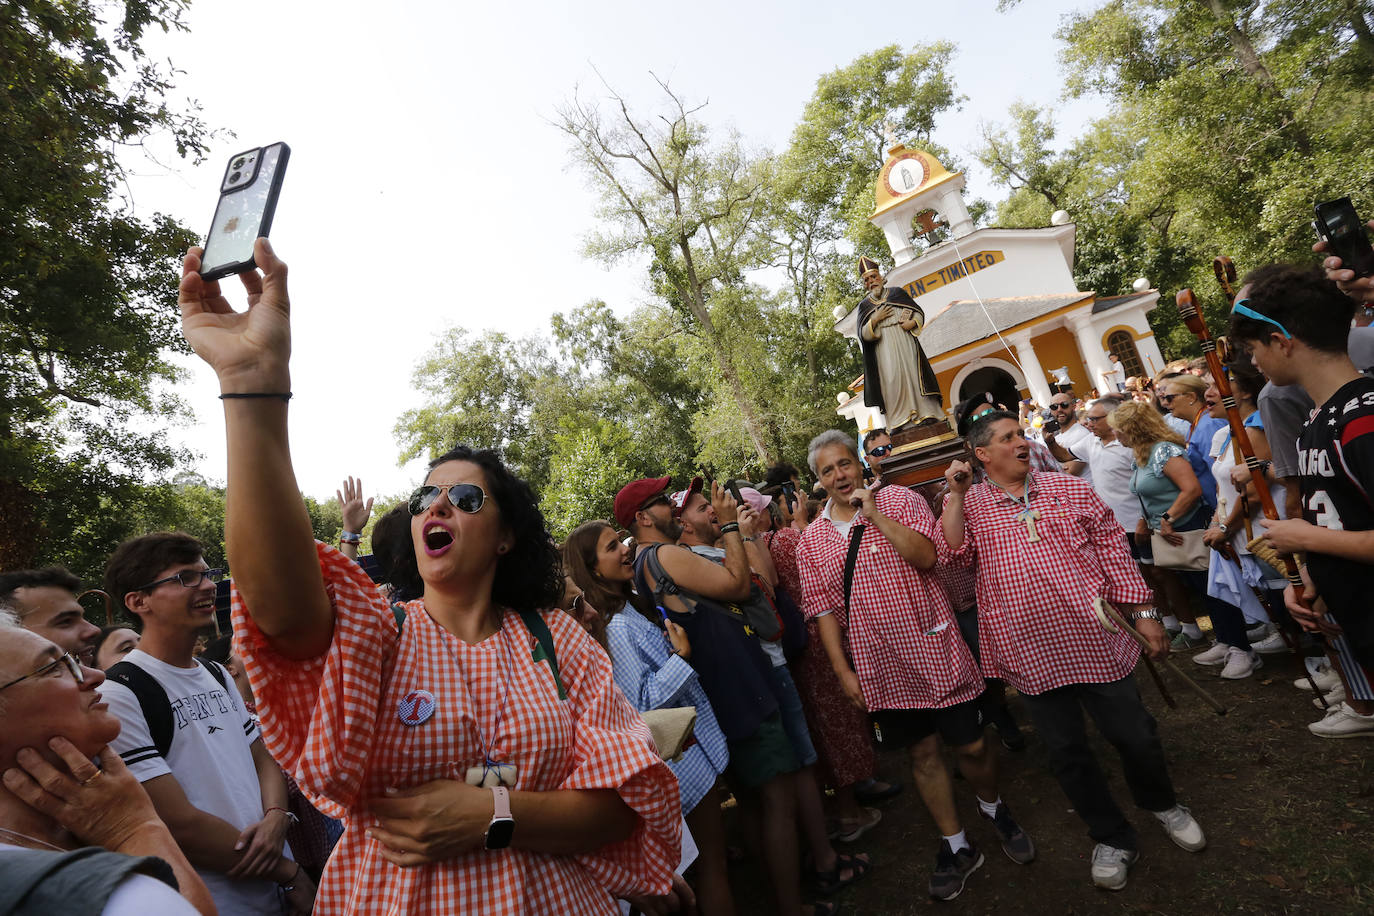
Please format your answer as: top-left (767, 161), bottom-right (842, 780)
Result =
top-left (1230, 298), bottom-right (1292, 340)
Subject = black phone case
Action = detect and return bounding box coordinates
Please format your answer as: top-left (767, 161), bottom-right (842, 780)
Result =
top-left (200, 142), bottom-right (291, 283)
top-left (1314, 197), bottom-right (1374, 278)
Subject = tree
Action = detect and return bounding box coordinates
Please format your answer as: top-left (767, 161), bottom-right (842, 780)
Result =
top-left (557, 79), bottom-right (778, 465)
top-left (540, 424), bottom-right (636, 540)
top-left (1, 0), bottom-right (209, 568)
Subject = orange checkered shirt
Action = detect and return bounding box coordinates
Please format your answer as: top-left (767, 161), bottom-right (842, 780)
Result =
top-left (232, 543), bottom-right (680, 914)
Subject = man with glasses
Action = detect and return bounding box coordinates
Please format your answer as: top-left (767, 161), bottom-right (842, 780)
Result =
top-left (1047, 391), bottom-right (1093, 483)
top-left (99, 532), bottom-right (314, 914)
top-left (0, 567), bottom-right (101, 666)
top-left (863, 428), bottom-right (893, 481)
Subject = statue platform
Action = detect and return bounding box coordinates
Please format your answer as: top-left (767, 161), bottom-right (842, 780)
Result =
top-left (882, 421), bottom-right (969, 488)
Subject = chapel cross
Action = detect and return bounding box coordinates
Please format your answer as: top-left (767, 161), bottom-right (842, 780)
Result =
top-left (1017, 507), bottom-right (1042, 543)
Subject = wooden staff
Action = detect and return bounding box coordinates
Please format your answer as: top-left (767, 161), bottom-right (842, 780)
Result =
top-left (1175, 289), bottom-right (1328, 705)
top-left (1213, 256), bottom-right (1238, 304)
top-left (1094, 599), bottom-right (1227, 715)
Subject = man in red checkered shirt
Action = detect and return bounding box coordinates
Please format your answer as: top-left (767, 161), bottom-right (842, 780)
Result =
top-left (940, 411), bottom-right (1206, 892)
top-left (796, 430), bottom-right (1034, 902)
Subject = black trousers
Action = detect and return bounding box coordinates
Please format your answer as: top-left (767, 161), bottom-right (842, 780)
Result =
top-left (1019, 675), bottom-right (1177, 850)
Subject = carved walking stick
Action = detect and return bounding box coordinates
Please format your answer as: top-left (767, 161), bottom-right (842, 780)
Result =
top-left (1176, 289), bottom-right (1328, 706)
top-left (1094, 599), bottom-right (1227, 715)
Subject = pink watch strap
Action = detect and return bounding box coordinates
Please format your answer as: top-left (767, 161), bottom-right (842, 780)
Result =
top-left (490, 785), bottom-right (512, 820)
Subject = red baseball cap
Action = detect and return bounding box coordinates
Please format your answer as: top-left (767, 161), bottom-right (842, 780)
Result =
top-left (613, 476), bottom-right (673, 528)
top-left (669, 476), bottom-right (705, 517)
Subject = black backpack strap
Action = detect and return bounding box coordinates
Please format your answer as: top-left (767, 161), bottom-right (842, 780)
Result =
top-left (106, 661), bottom-right (174, 760)
top-left (519, 609), bottom-right (567, 701)
top-left (195, 656), bottom-right (230, 692)
top-left (843, 524), bottom-right (866, 615)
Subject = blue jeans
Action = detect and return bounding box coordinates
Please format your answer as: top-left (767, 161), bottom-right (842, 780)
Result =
top-left (767, 664), bottom-right (819, 767)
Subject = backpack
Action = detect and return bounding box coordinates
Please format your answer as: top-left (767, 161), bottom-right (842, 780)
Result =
top-left (686, 546), bottom-right (784, 642)
top-left (106, 657), bottom-right (233, 759)
top-left (634, 544), bottom-right (778, 741)
top-left (394, 604), bottom-right (567, 701)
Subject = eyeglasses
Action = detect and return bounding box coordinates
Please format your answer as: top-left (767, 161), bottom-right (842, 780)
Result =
top-left (0, 652), bottom-right (84, 693)
top-left (967, 407), bottom-right (996, 423)
top-left (1231, 298), bottom-right (1292, 340)
top-left (637, 495), bottom-right (670, 514)
top-left (1084, 414), bottom-right (1107, 423)
top-left (868, 444), bottom-right (893, 458)
top-left (1049, 401), bottom-right (1073, 410)
top-left (569, 593), bottom-right (584, 616)
top-left (135, 567), bottom-right (226, 593)
top-left (408, 483), bottom-right (487, 516)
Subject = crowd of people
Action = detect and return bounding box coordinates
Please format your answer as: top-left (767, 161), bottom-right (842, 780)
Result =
top-left (0, 229), bottom-right (1371, 915)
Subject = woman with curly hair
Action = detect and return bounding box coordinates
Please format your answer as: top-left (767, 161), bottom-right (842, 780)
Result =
top-left (1109, 401), bottom-right (1259, 678)
top-left (177, 238), bottom-right (680, 914)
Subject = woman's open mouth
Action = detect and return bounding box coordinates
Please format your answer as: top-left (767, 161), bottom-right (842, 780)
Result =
top-left (423, 522), bottom-right (454, 557)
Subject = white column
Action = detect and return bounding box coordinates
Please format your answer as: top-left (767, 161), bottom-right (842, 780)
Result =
top-left (880, 216), bottom-right (916, 265)
top-left (938, 187), bottom-right (975, 239)
top-left (1066, 315), bottom-right (1112, 392)
top-left (1007, 330), bottom-right (1053, 406)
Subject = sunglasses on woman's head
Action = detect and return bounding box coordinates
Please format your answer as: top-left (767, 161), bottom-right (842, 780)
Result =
top-left (408, 483), bottom-right (487, 516)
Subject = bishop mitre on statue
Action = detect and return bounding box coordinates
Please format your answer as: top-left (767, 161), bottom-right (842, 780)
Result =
top-left (856, 256), bottom-right (944, 431)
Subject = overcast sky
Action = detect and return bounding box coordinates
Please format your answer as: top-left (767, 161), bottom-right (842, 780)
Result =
top-left (125, 0), bottom-right (1103, 502)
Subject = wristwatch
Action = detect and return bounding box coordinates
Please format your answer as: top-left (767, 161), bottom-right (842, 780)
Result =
top-left (1131, 607), bottom-right (1162, 622)
top-left (1160, 512), bottom-right (1173, 525)
top-left (484, 785), bottom-right (515, 850)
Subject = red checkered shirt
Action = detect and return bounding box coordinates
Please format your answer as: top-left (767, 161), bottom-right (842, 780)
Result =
top-left (796, 486), bottom-right (983, 712)
top-left (939, 470), bottom-right (1153, 695)
top-left (233, 543), bottom-right (679, 915)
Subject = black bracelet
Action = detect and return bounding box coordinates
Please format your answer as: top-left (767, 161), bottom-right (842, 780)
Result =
top-left (219, 392), bottom-right (293, 401)
top-left (720, 522), bottom-right (740, 535)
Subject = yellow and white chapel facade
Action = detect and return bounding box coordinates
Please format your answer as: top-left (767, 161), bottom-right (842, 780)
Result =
top-left (835, 144), bottom-right (1167, 436)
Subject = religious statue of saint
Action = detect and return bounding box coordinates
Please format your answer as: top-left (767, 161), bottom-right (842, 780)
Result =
top-left (856, 256), bottom-right (945, 431)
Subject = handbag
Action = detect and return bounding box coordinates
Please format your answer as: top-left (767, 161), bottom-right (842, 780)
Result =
top-left (1137, 492), bottom-right (1209, 571)
top-left (1150, 528), bottom-right (1210, 571)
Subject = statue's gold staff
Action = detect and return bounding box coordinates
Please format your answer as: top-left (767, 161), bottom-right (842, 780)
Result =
top-left (1093, 598), bottom-right (1228, 716)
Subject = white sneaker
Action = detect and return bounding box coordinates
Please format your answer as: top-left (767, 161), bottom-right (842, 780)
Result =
top-left (1251, 631), bottom-right (1290, 654)
top-left (1192, 642), bottom-right (1231, 666)
top-left (1309, 702), bottom-right (1374, 738)
top-left (1153, 804), bottom-right (1206, 852)
top-left (1314, 684), bottom-right (1347, 709)
top-left (1293, 661), bottom-right (1340, 693)
top-left (1090, 843), bottom-right (1139, 891)
top-left (1245, 622), bottom-right (1272, 643)
top-left (1219, 647), bottom-right (1262, 679)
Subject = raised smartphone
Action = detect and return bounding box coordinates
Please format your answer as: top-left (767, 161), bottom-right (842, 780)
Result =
top-left (199, 142), bottom-right (291, 282)
top-left (1313, 197), bottom-right (1374, 279)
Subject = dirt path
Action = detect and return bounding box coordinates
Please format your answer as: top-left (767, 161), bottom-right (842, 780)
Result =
top-left (726, 650), bottom-right (1374, 914)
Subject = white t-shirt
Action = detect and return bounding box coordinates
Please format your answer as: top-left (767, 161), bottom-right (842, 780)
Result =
top-left (1071, 435), bottom-right (1141, 530)
top-left (103, 649), bottom-right (285, 915)
top-left (1056, 421), bottom-right (1096, 485)
top-left (0, 843), bottom-right (197, 916)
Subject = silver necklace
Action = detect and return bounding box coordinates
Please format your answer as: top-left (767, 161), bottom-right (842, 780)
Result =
top-left (0, 825), bottom-right (67, 851)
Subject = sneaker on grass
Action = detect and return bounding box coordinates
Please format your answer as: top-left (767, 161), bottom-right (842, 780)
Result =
top-left (1192, 642), bottom-right (1231, 666)
top-left (1153, 805), bottom-right (1206, 851)
top-left (1308, 702), bottom-right (1374, 739)
top-left (1251, 630), bottom-right (1291, 654)
top-left (929, 840), bottom-right (984, 901)
top-left (1090, 843), bottom-right (1138, 891)
top-left (980, 802), bottom-right (1035, 864)
top-left (1219, 646), bottom-right (1262, 680)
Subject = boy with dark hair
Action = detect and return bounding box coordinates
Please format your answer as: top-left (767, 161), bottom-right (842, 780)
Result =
top-left (0, 567), bottom-right (99, 665)
top-left (101, 532), bottom-right (316, 912)
top-left (1229, 265), bottom-right (1374, 739)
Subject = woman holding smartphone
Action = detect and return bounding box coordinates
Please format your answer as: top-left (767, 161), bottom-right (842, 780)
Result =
top-left (177, 239), bottom-right (680, 914)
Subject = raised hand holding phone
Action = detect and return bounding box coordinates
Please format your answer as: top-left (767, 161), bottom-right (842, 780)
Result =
top-left (180, 238), bottom-right (291, 393)
top-left (200, 142), bottom-right (291, 282)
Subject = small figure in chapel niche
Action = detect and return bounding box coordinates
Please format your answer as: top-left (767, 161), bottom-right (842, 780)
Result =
top-left (856, 256), bottom-right (944, 431)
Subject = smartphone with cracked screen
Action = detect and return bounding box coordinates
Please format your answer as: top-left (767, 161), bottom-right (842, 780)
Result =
top-left (199, 142), bottom-right (291, 282)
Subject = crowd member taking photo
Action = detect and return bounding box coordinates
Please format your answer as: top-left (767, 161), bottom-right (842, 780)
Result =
top-left (177, 239), bottom-right (680, 914)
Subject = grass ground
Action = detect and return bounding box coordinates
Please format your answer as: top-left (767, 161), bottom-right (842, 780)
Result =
top-left (725, 647), bottom-right (1374, 914)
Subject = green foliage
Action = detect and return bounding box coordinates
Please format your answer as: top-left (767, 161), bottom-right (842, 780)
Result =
top-left (540, 424), bottom-right (635, 540)
top-left (1, 0), bottom-right (209, 570)
top-left (982, 0), bottom-right (1374, 360)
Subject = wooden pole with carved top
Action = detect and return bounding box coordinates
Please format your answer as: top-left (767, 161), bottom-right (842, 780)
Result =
top-left (1175, 288), bottom-right (1329, 706)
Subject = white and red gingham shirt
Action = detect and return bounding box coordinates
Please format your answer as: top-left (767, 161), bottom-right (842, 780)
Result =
top-left (796, 486), bottom-right (983, 712)
top-left (939, 470), bottom-right (1153, 696)
top-left (232, 543), bottom-right (679, 915)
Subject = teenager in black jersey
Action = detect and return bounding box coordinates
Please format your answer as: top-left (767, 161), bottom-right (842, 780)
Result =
top-left (1229, 264), bottom-right (1374, 739)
